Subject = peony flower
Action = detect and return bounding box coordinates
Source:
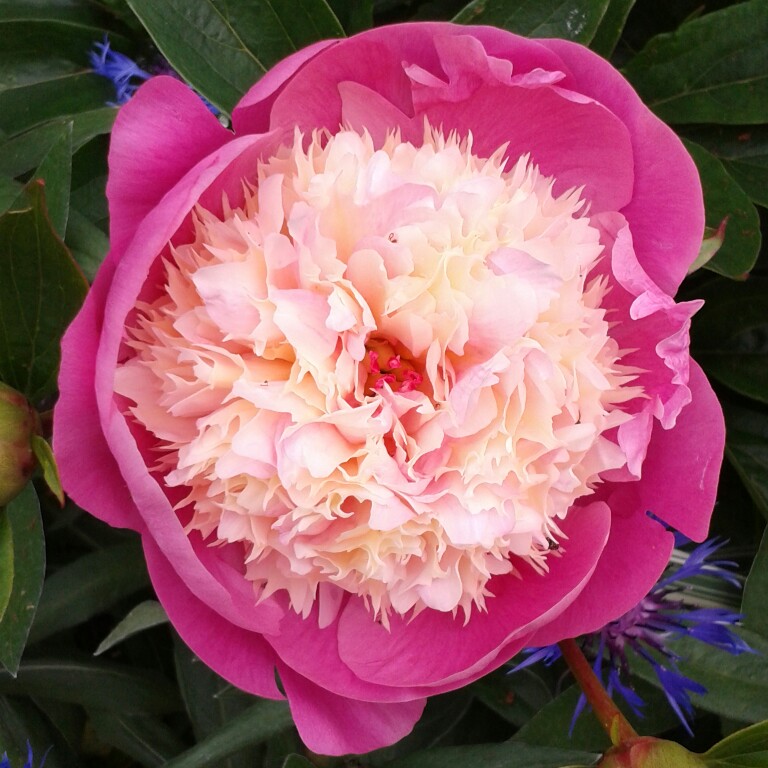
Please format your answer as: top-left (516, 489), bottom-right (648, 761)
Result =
top-left (54, 23), bottom-right (725, 755)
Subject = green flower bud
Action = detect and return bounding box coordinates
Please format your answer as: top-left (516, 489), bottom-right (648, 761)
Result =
top-left (0, 382), bottom-right (38, 507)
top-left (598, 737), bottom-right (708, 768)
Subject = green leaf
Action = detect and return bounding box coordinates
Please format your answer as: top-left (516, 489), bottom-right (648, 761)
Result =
top-left (88, 709), bottom-right (187, 767)
top-left (174, 639), bottom-right (268, 768)
top-left (95, 600), bottom-right (169, 656)
top-left (454, 0), bottom-right (610, 44)
top-left (590, 0), bottom-right (636, 57)
top-left (326, 0), bottom-right (371, 33)
top-left (125, 0), bottom-right (343, 114)
top-left (69, 107), bottom-right (117, 149)
top-left (0, 695), bottom-right (79, 768)
top-left (690, 278), bottom-right (768, 403)
top-left (705, 720), bottom-right (768, 765)
top-left (0, 4), bottom-right (133, 63)
top-left (472, 668), bottom-right (552, 728)
top-left (162, 699), bottom-right (294, 768)
top-left (29, 539), bottom-right (150, 644)
top-left (31, 697), bottom-right (85, 760)
top-left (0, 72), bottom-right (113, 137)
top-left (282, 757), bottom-right (315, 768)
top-left (0, 0), bottom-right (112, 24)
top-left (683, 140), bottom-right (761, 279)
top-left (623, 0), bottom-right (768, 125)
top-left (723, 401), bottom-right (768, 520)
top-left (743, 528), bottom-right (768, 638)
top-left (683, 125), bottom-right (768, 209)
top-left (0, 176), bottom-right (22, 216)
top-left (0, 180), bottom-right (88, 403)
top-left (367, 690), bottom-right (472, 765)
top-left (0, 55), bottom-right (82, 91)
top-left (0, 512), bottom-right (12, 620)
top-left (30, 434), bottom-right (64, 506)
top-left (34, 121), bottom-right (72, 236)
top-left (0, 484), bottom-right (45, 676)
top-left (66, 206), bottom-right (109, 281)
top-left (0, 110), bottom-right (116, 179)
top-left (512, 680), bottom-right (680, 752)
top-left (386, 743), bottom-right (596, 768)
top-left (0, 657), bottom-right (181, 714)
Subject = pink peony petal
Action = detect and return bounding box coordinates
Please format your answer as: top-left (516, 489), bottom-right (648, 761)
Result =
top-left (526, 366), bottom-right (723, 646)
top-left (597, 214), bottom-right (701, 429)
top-left (232, 39), bottom-right (339, 134)
top-left (103, 403), bottom-right (283, 633)
top-left (419, 84), bottom-right (634, 214)
top-left (97, 134), bottom-right (287, 633)
top-left (53, 257), bottom-right (143, 531)
top-left (339, 81), bottom-right (421, 147)
top-left (540, 38), bottom-right (705, 294)
top-left (335, 502), bottom-right (610, 689)
top-left (107, 76), bottom-right (232, 256)
top-left (144, 537), bottom-right (284, 699)
top-left (263, 23), bottom-right (566, 137)
top-left (525, 505), bottom-right (674, 646)
top-left (619, 362), bottom-right (724, 542)
top-left (265, 25), bottom-right (440, 134)
top-left (268, 596), bottom-right (427, 702)
top-left (278, 664), bottom-right (426, 756)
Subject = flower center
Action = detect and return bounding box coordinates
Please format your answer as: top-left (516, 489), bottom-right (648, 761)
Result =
top-left (115, 126), bottom-right (642, 624)
top-left (365, 338), bottom-right (424, 395)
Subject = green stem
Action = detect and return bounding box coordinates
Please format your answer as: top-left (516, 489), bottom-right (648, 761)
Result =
top-left (558, 638), bottom-right (638, 746)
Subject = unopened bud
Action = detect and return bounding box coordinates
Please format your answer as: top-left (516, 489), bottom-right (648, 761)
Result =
top-left (0, 382), bottom-right (38, 506)
top-left (599, 737), bottom-right (708, 768)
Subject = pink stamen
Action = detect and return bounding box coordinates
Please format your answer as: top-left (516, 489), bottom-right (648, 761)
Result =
top-left (399, 370), bottom-right (423, 392)
top-left (374, 373), bottom-right (397, 389)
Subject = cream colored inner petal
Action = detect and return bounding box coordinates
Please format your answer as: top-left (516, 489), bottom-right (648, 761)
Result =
top-left (115, 126), bottom-right (642, 624)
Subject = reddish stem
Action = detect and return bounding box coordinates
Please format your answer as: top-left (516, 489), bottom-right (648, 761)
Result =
top-left (558, 638), bottom-right (638, 746)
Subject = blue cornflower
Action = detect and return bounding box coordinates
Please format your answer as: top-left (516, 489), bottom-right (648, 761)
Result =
top-left (0, 742), bottom-right (48, 768)
top-left (88, 37), bottom-right (219, 115)
top-left (513, 538), bottom-right (753, 735)
top-left (88, 37), bottom-right (152, 105)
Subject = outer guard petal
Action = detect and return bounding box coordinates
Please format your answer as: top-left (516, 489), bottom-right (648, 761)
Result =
top-left (420, 84), bottom-right (633, 214)
top-left (620, 362), bottom-right (724, 542)
top-left (540, 38), bottom-right (705, 295)
top-left (526, 507), bottom-right (674, 646)
top-left (264, 23), bottom-right (565, 136)
top-left (107, 76), bottom-right (232, 255)
top-left (232, 39), bottom-right (338, 134)
top-left (278, 664), bottom-right (426, 756)
top-left (335, 502), bottom-right (610, 689)
top-left (144, 537), bottom-right (284, 700)
top-left (53, 257), bottom-right (143, 531)
top-left (526, 364), bottom-right (721, 644)
top-left (98, 134), bottom-right (286, 634)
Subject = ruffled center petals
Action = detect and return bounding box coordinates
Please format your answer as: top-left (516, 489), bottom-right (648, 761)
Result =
top-left (115, 125), bottom-right (644, 625)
